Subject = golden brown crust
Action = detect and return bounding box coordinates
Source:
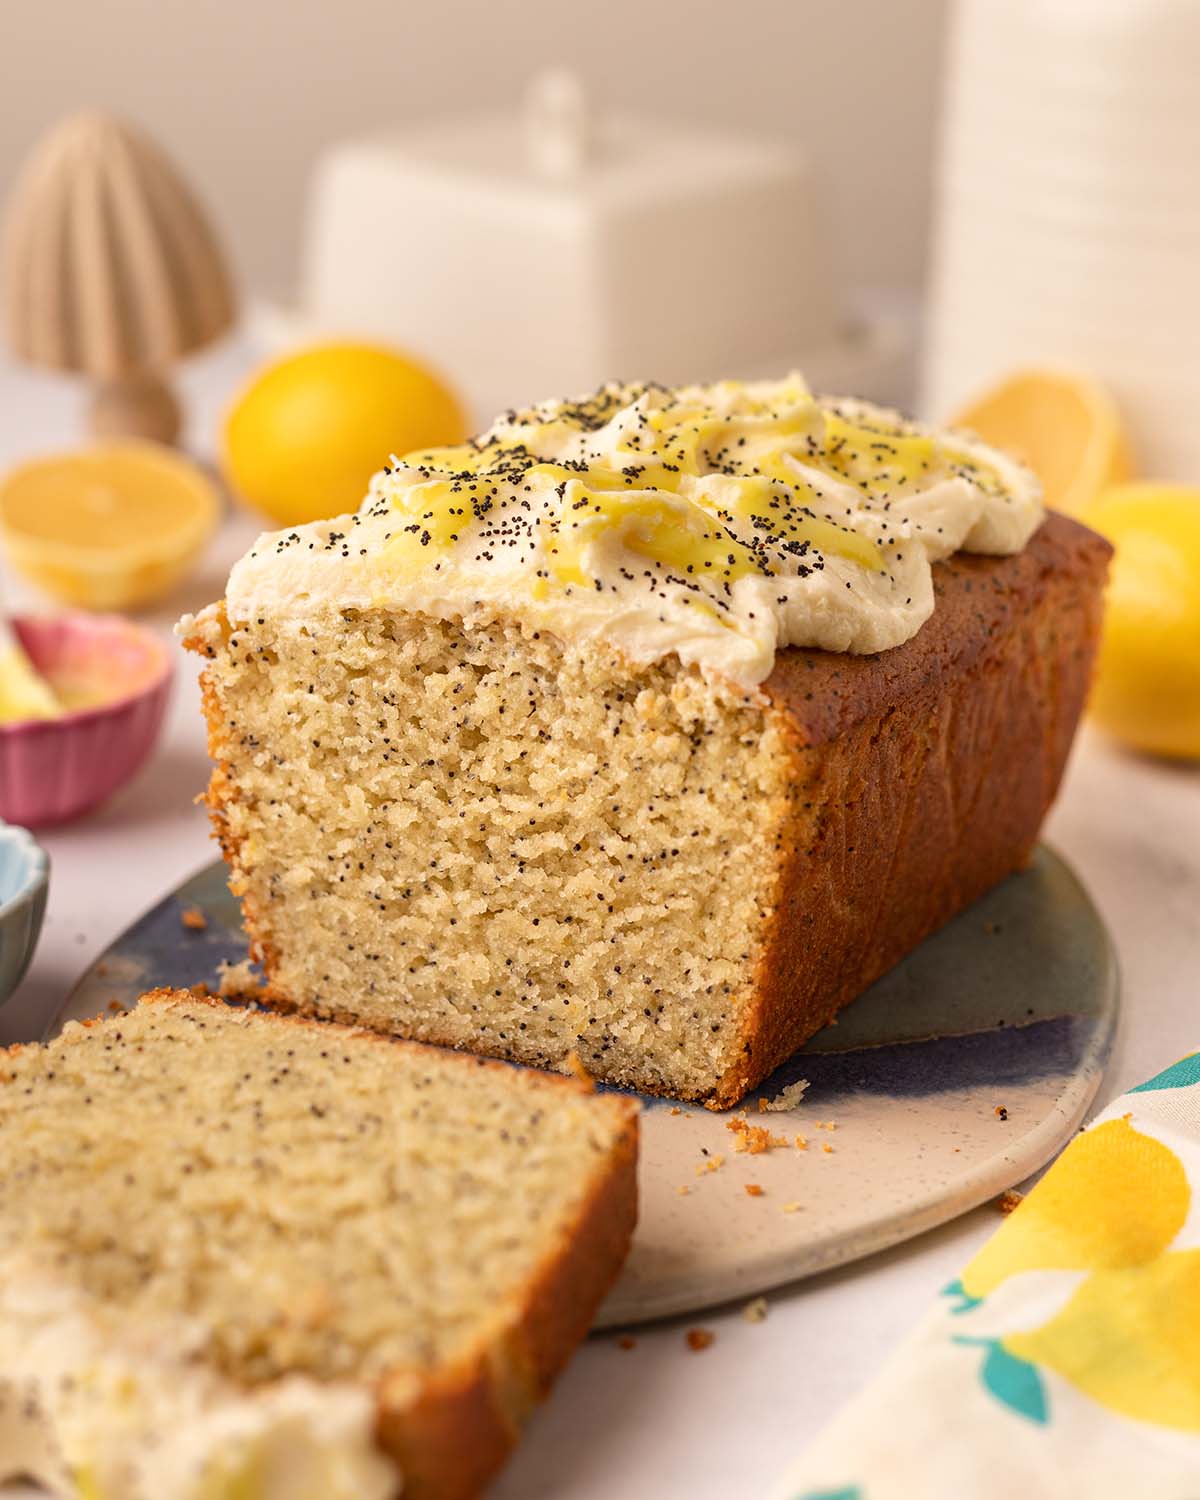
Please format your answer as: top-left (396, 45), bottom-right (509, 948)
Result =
top-left (191, 617), bottom-right (287, 987)
top-left (376, 1106), bottom-right (638, 1500)
top-left (711, 511), bottom-right (1112, 1106)
top-left (762, 509), bottom-right (1108, 745)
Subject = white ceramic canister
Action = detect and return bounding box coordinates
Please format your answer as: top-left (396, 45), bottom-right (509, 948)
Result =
top-left (299, 71), bottom-right (841, 422)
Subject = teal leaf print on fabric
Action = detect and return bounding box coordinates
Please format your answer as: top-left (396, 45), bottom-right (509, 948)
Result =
top-left (954, 1336), bottom-right (1049, 1425)
top-left (1129, 1053), bottom-right (1200, 1094)
top-left (941, 1277), bottom-right (983, 1314)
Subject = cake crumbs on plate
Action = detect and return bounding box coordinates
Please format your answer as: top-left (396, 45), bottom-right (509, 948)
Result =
top-left (794, 1134), bottom-right (808, 1150)
top-left (695, 1153), bottom-right (726, 1176)
top-left (744, 1183), bottom-right (764, 1197)
top-left (180, 906), bottom-right (208, 933)
top-left (821, 1142), bottom-right (834, 1154)
top-left (758, 1078), bottom-right (810, 1112)
top-left (676, 1184), bottom-right (691, 1196)
top-left (994, 1105), bottom-right (1009, 1121)
top-left (997, 1189), bottom-right (1024, 1215)
top-left (726, 1117), bottom-right (789, 1154)
top-left (216, 959), bottom-right (262, 999)
top-left (781, 1201), bottom-right (801, 1214)
top-left (742, 1297), bottom-right (769, 1324)
top-left (686, 1328), bottom-right (715, 1352)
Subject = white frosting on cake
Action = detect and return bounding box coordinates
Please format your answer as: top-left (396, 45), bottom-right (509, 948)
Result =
top-left (0, 1256), bottom-right (400, 1500)
top-left (223, 375), bottom-right (1043, 691)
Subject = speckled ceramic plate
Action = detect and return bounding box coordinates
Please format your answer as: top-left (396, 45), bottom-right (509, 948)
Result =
top-left (53, 843), bottom-right (1117, 1327)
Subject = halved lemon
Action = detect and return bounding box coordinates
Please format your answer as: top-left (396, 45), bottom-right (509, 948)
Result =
top-left (0, 632), bottom-right (60, 723)
top-left (952, 369), bottom-right (1133, 516)
top-left (0, 442), bottom-right (220, 610)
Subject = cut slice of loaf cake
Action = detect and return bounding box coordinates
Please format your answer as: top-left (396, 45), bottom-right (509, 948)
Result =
top-left (0, 990), bottom-right (637, 1500)
top-left (183, 378), bottom-right (1111, 1108)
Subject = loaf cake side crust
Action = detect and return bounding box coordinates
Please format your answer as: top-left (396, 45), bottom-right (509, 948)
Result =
top-left (166, 994), bottom-right (639, 1500)
top-left (211, 996), bottom-right (642, 1500)
top-left (0, 991), bottom-right (638, 1500)
top-left (204, 998), bottom-right (641, 1500)
top-left (712, 511), bottom-right (1112, 1107)
top-left (377, 1098), bottom-right (638, 1500)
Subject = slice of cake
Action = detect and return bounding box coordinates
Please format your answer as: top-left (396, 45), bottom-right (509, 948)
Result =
top-left (183, 375), bottom-right (1110, 1108)
top-left (0, 991), bottom-right (637, 1500)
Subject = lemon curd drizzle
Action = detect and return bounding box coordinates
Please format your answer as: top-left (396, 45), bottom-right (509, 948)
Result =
top-left (377, 380), bottom-right (1005, 618)
top-left (230, 376), bottom-right (1043, 686)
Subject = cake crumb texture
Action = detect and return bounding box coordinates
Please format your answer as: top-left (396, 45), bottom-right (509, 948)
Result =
top-left (0, 992), bottom-right (638, 1500)
top-left (195, 611), bottom-right (789, 1102)
top-left (188, 511), bottom-right (1110, 1108)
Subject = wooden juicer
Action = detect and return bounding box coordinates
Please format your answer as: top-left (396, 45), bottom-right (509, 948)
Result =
top-left (1, 112), bottom-right (236, 446)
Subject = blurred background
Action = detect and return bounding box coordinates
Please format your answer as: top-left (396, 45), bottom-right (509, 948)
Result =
top-left (0, 14), bottom-right (1194, 1500)
top-left (0, 0), bottom-right (1194, 850)
top-left (0, 0), bottom-right (948, 307)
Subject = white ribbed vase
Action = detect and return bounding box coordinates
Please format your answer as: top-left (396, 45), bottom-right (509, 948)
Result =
top-left (923, 0), bottom-right (1200, 480)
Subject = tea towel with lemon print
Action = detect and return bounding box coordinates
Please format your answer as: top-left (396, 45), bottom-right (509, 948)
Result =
top-left (771, 1052), bottom-right (1200, 1500)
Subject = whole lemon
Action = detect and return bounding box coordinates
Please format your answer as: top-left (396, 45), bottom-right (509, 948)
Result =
top-left (1085, 482), bottom-right (1200, 760)
top-left (222, 342), bottom-right (467, 526)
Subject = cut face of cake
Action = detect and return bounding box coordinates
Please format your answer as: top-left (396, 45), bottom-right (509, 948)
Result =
top-left (0, 992), bottom-right (637, 1500)
top-left (184, 376), bottom-right (1111, 1107)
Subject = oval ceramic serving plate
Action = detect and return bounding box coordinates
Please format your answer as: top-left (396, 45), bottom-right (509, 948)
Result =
top-left (55, 844), bottom-right (1117, 1327)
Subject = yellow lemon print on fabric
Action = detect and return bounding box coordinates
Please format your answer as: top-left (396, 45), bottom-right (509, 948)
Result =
top-left (962, 1117), bottom-right (1189, 1299)
top-left (74, 1470), bottom-right (103, 1500)
top-left (1006, 1249), bottom-right (1200, 1431)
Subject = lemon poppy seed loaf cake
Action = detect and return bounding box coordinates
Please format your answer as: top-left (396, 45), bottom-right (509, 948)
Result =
top-left (183, 376), bottom-right (1110, 1108)
top-left (0, 991), bottom-right (637, 1500)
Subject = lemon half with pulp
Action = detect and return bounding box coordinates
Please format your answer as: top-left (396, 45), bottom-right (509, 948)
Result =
top-left (0, 442), bottom-right (220, 611)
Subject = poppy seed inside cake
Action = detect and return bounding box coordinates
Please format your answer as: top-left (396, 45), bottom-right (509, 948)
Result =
top-left (0, 992), bottom-right (637, 1500)
top-left (186, 514), bottom-right (1110, 1109)
top-left (193, 608), bottom-right (790, 1100)
top-left (0, 995), bottom-right (634, 1383)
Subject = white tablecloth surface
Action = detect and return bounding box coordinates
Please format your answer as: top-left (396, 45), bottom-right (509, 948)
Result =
top-left (0, 339), bottom-right (1197, 1500)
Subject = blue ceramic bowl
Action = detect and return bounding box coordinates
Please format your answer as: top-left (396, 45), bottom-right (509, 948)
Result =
top-left (0, 821), bottom-right (48, 1004)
